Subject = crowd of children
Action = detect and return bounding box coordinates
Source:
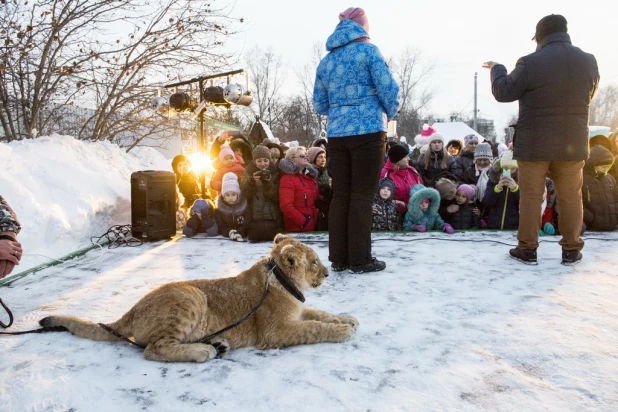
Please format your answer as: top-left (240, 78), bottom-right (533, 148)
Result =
top-left (171, 127), bottom-right (618, 242)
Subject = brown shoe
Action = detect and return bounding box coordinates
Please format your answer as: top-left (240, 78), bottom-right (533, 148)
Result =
top-left (562, 249), bottom-right (582, 265)
top-left (509, 248), bottom-right (538, 265)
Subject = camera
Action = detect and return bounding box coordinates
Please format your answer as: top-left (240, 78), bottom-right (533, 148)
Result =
top-left (255, 169), bottom-right (271, 182)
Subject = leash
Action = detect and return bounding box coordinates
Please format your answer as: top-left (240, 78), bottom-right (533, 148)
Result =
top-left (0, 297), bottom-right (69, 335)
top-left (0, 297), bottom-right (13, 328)
top-left (0, 258), bottom-right (305, 347)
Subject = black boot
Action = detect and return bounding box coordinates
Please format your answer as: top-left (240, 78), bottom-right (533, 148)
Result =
top-left (562, 249), bottom-right (582, 265)
top-left (509, 248), bottom-right (538, 265)
top-left (349, 257), bottom-right (386, 274)
top-left (331, 262), bottom-right (349, 272)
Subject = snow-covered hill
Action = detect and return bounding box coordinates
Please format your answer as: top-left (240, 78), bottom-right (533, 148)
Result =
top-left (0, 135), bottom-right (171, 273)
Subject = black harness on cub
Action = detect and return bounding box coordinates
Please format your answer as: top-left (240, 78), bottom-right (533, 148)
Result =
top-left (0, 258), bottom-right (305, 350)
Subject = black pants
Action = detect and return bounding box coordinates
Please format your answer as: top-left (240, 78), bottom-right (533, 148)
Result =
top-left (327, 132), bottom-right (386, 266)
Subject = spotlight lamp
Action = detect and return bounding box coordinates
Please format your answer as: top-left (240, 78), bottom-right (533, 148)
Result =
top-left (169, 92), bottom-right (198, 112)
top-left (203, 86), bottom-right (231, 108)
top-left (223, 83), bottom-right (253, 106)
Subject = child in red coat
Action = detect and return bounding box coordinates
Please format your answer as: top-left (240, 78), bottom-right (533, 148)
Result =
top-left (210, 145), bottom-right (245, 194)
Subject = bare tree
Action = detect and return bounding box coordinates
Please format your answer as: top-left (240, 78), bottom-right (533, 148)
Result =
top-left (390, 47), bottom-right (434, 139)
top-left (244, 45), bottom-right (286, 123)
top-left (590, 83), bottom-right (618, 130)
top-left (0, 0), bottom-right (241, 148)
top-left (294, 41), bottom-right (325, 139)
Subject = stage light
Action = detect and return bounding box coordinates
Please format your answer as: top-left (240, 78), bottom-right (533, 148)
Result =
top-left (169, 92), bottom-right (198, 112)
top-left (187, 152), bottom-right (212, 174)
top-left (203, 86), bottom-right (231, 108)
top-left (223, 83), bottom-right (253, 106)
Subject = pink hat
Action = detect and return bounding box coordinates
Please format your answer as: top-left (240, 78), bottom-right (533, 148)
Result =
top-left (457, 184), bottom-right (477, 201)
top-left (420, 124), bottom-right (437, 137)
top-left (218, 145), bottom-right (235, 163)
top-left (339, 7), bottom-right (369, 32)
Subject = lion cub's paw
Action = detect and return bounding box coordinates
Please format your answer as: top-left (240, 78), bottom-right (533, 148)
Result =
top-left (332, 323), bottom-right (356, 342)
top-left (194, 344), bottom-right (219, 362)
top-left (337, 315), bottom-right (359, 330)
top-left (210, 338), bottom-right (230, 356)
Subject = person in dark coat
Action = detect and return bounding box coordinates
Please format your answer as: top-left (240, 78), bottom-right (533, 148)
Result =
top-left (444, 184), bottom-right (481, 230)
top-left (278, 146), bottom-right (320, 232)
top-left (171, 155), bottom-right (204, 208)
top-left (582, 145), bottom-right (618, 231)
top-left (215, 173), bottom-right (251, 241)
top-left (371, 178), bottom-right (402, 231)
top-left (456, 134), bottom-right (479, 173)
top-left (313, 7), bottom-right (400, 273)
top-left (484, 14), bottom-right (600, 264)
top-left (416, 133), bottom-right (463, 186)
top-left (483, 156), bottom-right (520, 230)
top-left (183, 199), bottom-right (218, 238)
top-left (589, 134), bottom-right (618, 183)
top-left (307, 146), bottom-right (331, 231)
top-left (240, 145), bottom-right (283, 242)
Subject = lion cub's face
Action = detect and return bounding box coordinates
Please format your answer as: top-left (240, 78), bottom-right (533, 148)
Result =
top-left (272, 234), bottom-right (329, 290)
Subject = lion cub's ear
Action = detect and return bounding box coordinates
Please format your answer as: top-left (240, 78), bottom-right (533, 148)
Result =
top-left (280, 244), bottom-right (304, 268)
top-left (273, 233), bottom-right (289, 245)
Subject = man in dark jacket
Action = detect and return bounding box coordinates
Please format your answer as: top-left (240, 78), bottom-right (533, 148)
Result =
top-left (484, 14), bottom-right (600, 265)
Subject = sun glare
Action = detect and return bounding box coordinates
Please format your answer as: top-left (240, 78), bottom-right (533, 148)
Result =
top-left (187, 152), bottom-right (213, 174)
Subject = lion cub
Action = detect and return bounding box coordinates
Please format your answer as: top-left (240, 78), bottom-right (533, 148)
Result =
top-left (40, 234), bottom-right (358, 362)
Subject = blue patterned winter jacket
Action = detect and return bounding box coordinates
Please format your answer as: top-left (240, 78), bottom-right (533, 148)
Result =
top-left (313, 20), bottom-right (401, 138)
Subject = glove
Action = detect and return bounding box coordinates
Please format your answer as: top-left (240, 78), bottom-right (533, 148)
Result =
top-left (300, 214), bottom-right (311, 229)
top-left (443, 224), bottom-right (455, 234)
top-left (543, 222), bottom-right (555, 235)
top-left (229, 229), bottom-right (244, 242)
top-left (412, 225), bottom-right (426, 233)
top-left (539, 230), bottom-right (545, 237)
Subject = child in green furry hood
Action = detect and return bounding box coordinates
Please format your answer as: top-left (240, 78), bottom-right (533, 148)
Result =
top-left (403, 184), bottom-right (455, 233)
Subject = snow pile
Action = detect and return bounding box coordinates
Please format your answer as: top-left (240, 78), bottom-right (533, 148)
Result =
top-left (0, 134), bottom-right (171, 273)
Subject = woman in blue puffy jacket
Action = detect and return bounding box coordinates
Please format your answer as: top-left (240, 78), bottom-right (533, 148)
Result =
top-left (313, 7), bottom-right (400, 274)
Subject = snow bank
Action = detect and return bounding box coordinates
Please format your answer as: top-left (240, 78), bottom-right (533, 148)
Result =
top-left (0, 134), bottom-right (171, 273)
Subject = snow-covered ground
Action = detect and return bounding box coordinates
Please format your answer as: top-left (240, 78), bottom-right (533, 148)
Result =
top-left (1, 135), bottom-right (617, 410)
top-left (0, 135), bottom-right (171, 273)
top-left (1, 231), bottom-right (618, 411)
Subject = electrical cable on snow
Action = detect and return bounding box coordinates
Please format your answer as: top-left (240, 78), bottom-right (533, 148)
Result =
top-left (90, 224), bottom-right (143, 249)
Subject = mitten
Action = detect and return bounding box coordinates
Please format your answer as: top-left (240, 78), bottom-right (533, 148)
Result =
top-left (412, 224), bottom-right (426, 233)
top-left (300, 214), bottom-right (311, 229)
top-left (443, 224), bottom-right (455, 234)
top-left (539, 229), bottom-right (545, 237)
top-left (480, 219), bottom-right (487, 229)
top-left (229, 229), bottom-right (244, 242)
top-left (543, 222), bottom-right (555, 235)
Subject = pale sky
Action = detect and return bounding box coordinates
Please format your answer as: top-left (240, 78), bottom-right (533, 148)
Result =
top-left (228, 0), bottom-right (618, 139)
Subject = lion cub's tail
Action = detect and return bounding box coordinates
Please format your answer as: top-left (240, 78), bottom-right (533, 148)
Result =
top-left (39, 310), bottom-right (134, 342)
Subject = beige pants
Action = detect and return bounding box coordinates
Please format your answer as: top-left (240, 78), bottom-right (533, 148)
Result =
top-left (517, 160), bottom-right (585, 251)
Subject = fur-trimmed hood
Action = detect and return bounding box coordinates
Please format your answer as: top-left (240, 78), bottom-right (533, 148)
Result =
top-left (216, 193), bottom-right (248, 215)
top-left (407, 184), bottom-right (440, 220)
top-left (278, 158), bottom-right (318, 178)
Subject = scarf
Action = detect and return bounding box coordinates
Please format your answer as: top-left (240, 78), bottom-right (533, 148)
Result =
top-left (476, 165), bottom-right (490, 202)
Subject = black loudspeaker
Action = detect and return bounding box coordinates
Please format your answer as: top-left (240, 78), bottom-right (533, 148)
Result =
top-left (131, 170), bottom-right (176, 241)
